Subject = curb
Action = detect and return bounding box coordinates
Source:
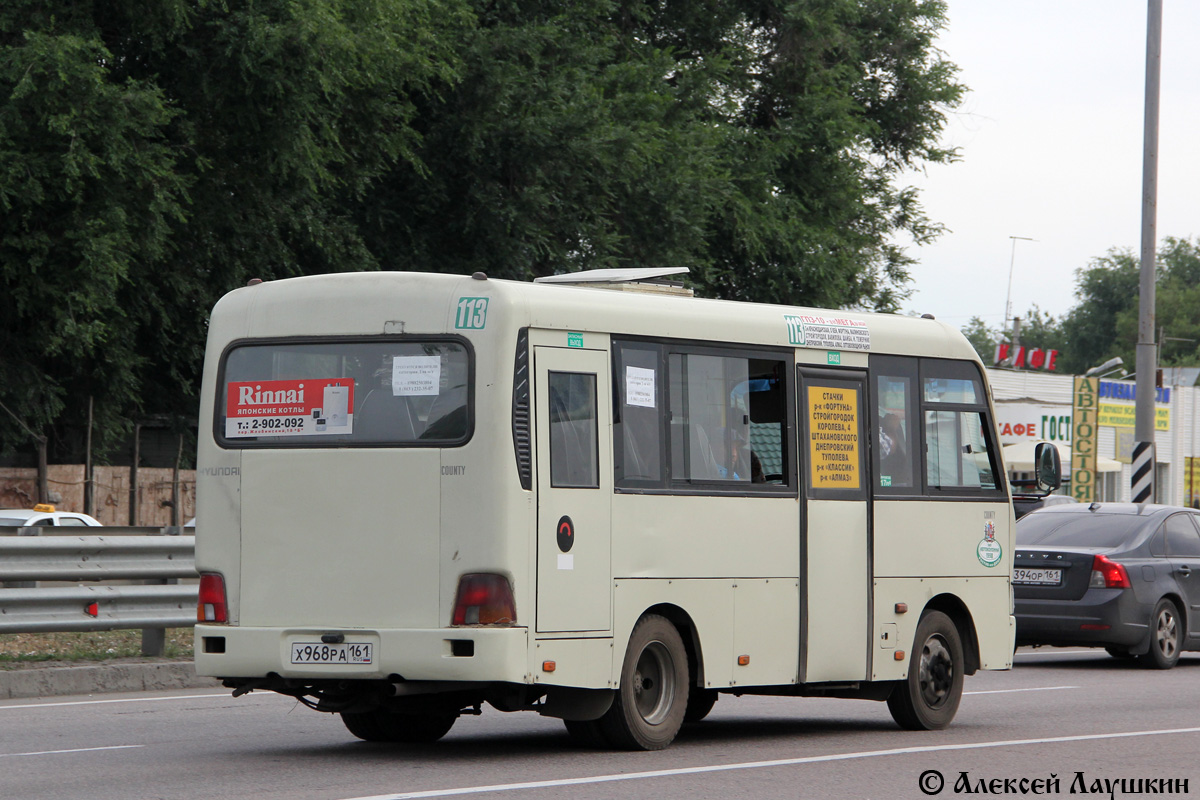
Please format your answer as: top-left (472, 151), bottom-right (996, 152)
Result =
top-left (0, 660), bottom-right (221, 701)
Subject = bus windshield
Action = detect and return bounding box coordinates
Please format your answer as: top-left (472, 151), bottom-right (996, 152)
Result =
top-left (216, 338), bottom-right (472, 447)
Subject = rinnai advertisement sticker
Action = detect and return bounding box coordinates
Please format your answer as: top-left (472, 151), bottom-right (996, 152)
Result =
top-left (226, 378), bottom-right (354, 437)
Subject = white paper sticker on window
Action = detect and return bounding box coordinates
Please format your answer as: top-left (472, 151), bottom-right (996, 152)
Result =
top-left (626, 366), bottom-right (656, 408)
top-left (392, 356), bottom-right (441, 396)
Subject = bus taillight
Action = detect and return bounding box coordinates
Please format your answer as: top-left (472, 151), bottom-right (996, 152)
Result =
top-left (198, 573), bottom-right (229, 623)
top-left (452, 573), bottom-right (516, 626)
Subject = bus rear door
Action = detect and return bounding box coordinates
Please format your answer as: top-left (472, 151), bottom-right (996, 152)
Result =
top-left (534, 346), bottom-right (613, 633)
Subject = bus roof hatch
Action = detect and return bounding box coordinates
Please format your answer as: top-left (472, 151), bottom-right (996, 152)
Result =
top-left (533, 267), bottom-right (693, 296)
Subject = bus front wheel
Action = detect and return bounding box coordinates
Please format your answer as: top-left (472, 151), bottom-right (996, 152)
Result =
top-left (598, 614), bottom-right (689, 750)
top-left (887, 610), bottom-right (964, 731)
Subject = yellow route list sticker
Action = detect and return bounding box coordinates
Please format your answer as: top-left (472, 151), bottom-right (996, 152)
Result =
top-left (808, 386), bottom-right (860, 489)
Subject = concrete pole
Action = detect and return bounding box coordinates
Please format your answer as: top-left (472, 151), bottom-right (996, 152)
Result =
top-left (1010, 317), bottom-right (1022, 367)
top-left (1134, 0), bottom-right (1162, 502)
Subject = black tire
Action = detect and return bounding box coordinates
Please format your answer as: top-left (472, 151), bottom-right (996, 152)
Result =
top-left (341, 710), bottom-right (388, 742)
top-left (887, 610), bottom-right (965, 731)
top-left (597, 614), bottom-right (689, 750)
top-left (683, 686), bottom-right (718, 723)
top-left (341, 709), bottom-right (457, 743)
top-left (1139, 598), bottom-right (1182, 670)
top-left (1105, 646), bottom-right (1135, 660)
top-left (563, 718), bottom-right (612, 748)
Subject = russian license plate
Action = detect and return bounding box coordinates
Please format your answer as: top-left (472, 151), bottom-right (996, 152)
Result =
top-left (1013, 568), bottom-right (1062, 586)
top-left (289, 641), bottom-right (373, 665)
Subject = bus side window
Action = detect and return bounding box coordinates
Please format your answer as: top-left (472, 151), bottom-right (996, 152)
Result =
top-left (920, 364), bottom-right (999, 492)
top-left (871, 357), bottom-right (918, 492)
top-left (925, 410), bottom-right (996, 489)
top-left (613, 338), bottom-right (792, 493)
top-left (670, 353), bottom-right (751, 482)
top-left (614, 344), bottom-right (662, 485)
top-left (548, 372), bottom-right (599, 489)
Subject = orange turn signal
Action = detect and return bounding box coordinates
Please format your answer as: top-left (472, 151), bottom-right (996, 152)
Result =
top-left (894, 650), bottom-right (906, 661)
top-left (737, 655), bottom-right (750, 666)
top-left (542, 661), bottom-right (556, 672)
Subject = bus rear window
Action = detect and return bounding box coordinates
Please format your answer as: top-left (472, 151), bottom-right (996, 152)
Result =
top-left (216, 338), bottom-right (472, 447)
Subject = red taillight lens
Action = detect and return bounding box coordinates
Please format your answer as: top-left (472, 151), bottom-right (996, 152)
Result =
top-left (198, 573), bottom-right (229, 623)
top-left (451, 573), bottom-right (516, 626)
top-left (1089, 555), bottom-right (1131, 589)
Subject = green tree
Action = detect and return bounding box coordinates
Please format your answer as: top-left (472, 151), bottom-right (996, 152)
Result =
top-left (359, 0), bottom-right (965, 311)
top-left (1056, 238), bottom-right (1200, 376)
top-left (1056, 249), bottom-right (1141, 375)
top-left (960, 306), bottom-right (1061, 367)
top-left (960, 316), bottom-right (998, 363)
top-left (2, 0), bottom-right (965, 465)
top-left (1111, 237), bottom-right (1200, 369)
top-left (0, 0), bottom-right (468, 462)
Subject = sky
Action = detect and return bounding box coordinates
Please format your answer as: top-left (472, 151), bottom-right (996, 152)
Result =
top-left (899, 1), bottom-right (1200, 334)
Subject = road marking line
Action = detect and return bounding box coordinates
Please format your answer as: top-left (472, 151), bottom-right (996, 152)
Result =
top-left (965, 685), bottom-right (1078, 695)
top-left (0, 692), bottom-right (279, 711)
top-left (341, 726), bottom-right (1200, 800)
top-left (0, 745), bottom-right (143, 759)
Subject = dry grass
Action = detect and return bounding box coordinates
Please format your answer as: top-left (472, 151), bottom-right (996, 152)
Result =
top-left (0, 629), bottom-right (194, 665)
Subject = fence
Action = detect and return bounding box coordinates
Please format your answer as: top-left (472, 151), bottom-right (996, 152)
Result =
top-left (0, 526), bottom-right (198, 656)
top-left (0, 465), bottom-right (196, 527)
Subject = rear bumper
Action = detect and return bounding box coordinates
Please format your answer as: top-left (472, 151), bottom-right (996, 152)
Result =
top-left (194, 625), bottom-right (529, 683)
top-left (1014, 588), bottom-right (1150, 649)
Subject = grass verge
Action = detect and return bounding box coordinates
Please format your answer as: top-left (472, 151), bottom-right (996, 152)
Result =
top-left (0, 629), bottom-right (194, 665)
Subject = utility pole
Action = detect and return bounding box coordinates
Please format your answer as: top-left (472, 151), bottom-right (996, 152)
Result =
top-left (1009, 317), bottom-right (1022, 367)
top-left (1133, 0), bottom-right (1162, 504)
top-left (1003, 236), bottom-right (1035, 333)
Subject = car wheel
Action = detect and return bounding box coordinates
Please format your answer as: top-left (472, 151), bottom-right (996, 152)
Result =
top-left (683, 686), bottom-right (718, 723)
top-left (341, 709), bottom-right (457, 743)
top-left (887, 610), bottom-right (964, 731)
top-left (597, 614), bottom-right (689, 750)
top-left (1140, 598), bottom-right (1182, 670)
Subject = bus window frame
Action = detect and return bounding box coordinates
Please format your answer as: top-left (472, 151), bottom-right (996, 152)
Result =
top-left (213, 334), bottom-right (476, 450)
top-left (612, 336), bottom-right (797, 498)
top-left (869, 355), bottom-right (920, 498)
top-left (916, 358), bottom-right (1006, 500)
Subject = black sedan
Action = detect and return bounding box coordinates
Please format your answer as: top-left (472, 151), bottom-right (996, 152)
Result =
top-left (1014, 503), bottom-right (1200, 668)
top-left (1012, 493), bottom-right (1076, 520)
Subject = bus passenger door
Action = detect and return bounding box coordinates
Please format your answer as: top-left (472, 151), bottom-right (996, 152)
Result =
top-left (534, 346), bottom-right (613, 633)
top-left (798, 368), bottom-right (871, 682)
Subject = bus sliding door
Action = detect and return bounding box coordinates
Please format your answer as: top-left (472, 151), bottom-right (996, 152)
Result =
top-left (533, 347), bottom-right (613, 633)
top-left (798, 368), bottom-right (871, 682)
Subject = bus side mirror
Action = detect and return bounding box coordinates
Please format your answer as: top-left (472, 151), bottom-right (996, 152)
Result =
top-left (1034, 442), bottom-right (1062, 492)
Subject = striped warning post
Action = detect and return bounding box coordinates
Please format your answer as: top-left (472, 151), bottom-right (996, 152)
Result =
top-left (1131, 441), bottom-right (1155, 503)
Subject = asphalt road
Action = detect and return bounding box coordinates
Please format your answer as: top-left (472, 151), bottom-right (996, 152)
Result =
top-left (3, 649), bottom-right (1199, 800)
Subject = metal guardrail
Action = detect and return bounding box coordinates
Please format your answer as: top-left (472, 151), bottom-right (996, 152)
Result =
top-left (0, 584), bottom-right (197, 633)
top-left (0, 526), bottom-right (198, 637)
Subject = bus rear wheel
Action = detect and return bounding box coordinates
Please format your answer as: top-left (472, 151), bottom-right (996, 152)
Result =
top-left (683, 686), bottom-right (718, 723)
top-left (887, 610), bottom-right (964, 731)
top-left (341, 709), bottom-right (457, 743)
top-left (598, 614), bottom-right (689, 750)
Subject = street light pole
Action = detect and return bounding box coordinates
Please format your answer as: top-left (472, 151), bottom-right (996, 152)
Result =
top-left (1004, 235), bottom-right (1035, 333)
top-left (1133, 0), bottom-right (1162, 503)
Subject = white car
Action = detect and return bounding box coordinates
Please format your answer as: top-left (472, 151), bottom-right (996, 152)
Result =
top-left (0, 504), bottom-right (103, 527)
